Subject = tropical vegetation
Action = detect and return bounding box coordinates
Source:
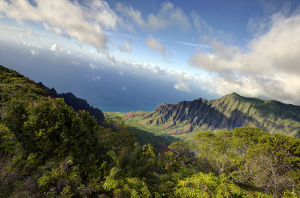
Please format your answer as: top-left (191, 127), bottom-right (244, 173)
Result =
top-left (0, 65), bottom-right (299, 197)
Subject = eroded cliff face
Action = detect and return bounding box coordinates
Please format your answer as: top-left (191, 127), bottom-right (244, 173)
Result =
top-left (141, 93), bottom-right (300, 137)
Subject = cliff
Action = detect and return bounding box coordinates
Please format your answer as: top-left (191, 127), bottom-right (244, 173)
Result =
top-left (141, 93), bottom-right (300, 137)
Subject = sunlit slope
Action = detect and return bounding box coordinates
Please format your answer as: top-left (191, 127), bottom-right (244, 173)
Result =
top-left (0, 65), bottom-right (48, 119)
top-left (123, 93), bottom-right (300, 138)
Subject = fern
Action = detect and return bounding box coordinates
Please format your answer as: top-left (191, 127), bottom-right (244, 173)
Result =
top-left (107, 167), bottom-right (123, 180)
top-left (107, 150), bottom-right (120, 168)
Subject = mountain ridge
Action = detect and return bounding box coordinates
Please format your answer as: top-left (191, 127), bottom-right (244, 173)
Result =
top-left (139, 92), bottom-right (300, 137)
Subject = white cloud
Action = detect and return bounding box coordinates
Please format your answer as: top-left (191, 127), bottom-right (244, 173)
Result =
top-left (103, 52), bottom-right (193, 82)
top-left (30, 49), bottom-right (39, 56)
top-left (23, 41), bottom-right (30, 46)
top-left (115, 2), bottom-right (190, 31)
top-left (119, 71), bottom-right (124, 76)
top-left (147, 2), bottom-right (190, 31)
top-left (92, 76), bottom-right (101, 81)
top-left (190, 11), bottom-right (211, 34)
top-left (43, 23), bottom-right (64, 37)
top-left (116, 3), bottom-right (145, 26)
top-left (22, 41), bottom-right (43, 48)
top-left (174, 80), bottom-right (191, 92)
top-left (189, 12), bottom-right (300, 105)
top-left (119, 41), bottom-right (132, 52)
top-left (0, 0), bottom-right (125, 49)
top-left (85, 74), bottom-right (101, 81)
top-left (89, 63), bottom-right (97, 69)
top-left (146, 35), bottom-right (165, 56)
top-left (72, 61), bottom-right (80, 65)
top-left (190, 13), bottom-right (300, 75)
top-left (50, 44), bottom-right (59, 51)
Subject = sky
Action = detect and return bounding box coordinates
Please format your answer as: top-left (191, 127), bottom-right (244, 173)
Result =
top-left (1, 0), bottom-right (300, 111)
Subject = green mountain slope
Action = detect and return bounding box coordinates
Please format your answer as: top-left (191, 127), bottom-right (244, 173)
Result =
top-left (122, 93), bottom-right (300, 138)
top-left (0, 65), bottom-right (48, 120)
top-left (1, 65), bottom-right (300, 197)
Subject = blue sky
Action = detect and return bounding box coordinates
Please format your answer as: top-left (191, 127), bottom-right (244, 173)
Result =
top-left (1, 0), bottom-right (300, 111)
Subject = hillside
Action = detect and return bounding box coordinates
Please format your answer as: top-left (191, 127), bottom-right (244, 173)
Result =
top-left (0, 65), bottom-right (105, 125)
top-left (0, 65), bottom-right (48, 119)
top-left (37, 82), bottom-right (105, 125)
top-left (116, 93), bottom-right (300, 138)
top-left (1, 65), bottom-right (300, 197)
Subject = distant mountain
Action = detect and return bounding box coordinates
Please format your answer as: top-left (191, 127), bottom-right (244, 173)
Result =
top-left (140, 93), bottom-right (300, 137)
top-left (37, 82), bottom-right (105, 125)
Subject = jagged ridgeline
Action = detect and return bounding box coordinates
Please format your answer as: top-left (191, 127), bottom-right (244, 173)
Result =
top-left (141, 93), bottom-right (300, 137)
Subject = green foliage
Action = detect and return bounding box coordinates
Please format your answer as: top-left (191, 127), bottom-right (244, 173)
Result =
top-left (106, 144), bottom-right (156, 180)
top-left (5, 98), bottom-right (99, 162)
top-left (103, 177), bottom-right (152, 198)
top-left (157, 141), bottom-right (196, 174)
top-left (174, 172), bottom-right (271, 198)
top-left (0, 65), bottom-right (47, 121)
top-left (99, 116), bottom-right (136, 152)
top-left (1, 65), bottom-right (299, 197)
top-left (0, 123), bottom-right (15, 155)
top-left (193, 127), bottom-right (300, 197)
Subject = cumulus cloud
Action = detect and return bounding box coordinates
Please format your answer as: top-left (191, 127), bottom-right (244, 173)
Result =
top-left (147, 2), bottom-right (190, 31)
top-left (174, 80), bottom-right (191, 92)
top-left (30, 49), bottom-right (39, 56)
top-left (119, 41), bottom-right (132, 52)
top-left (146, 35), bottom-right (166, 56)
top-left (103, 52), bottom-right (192, 84)
top-left (0, 0), bottom-right (125, 49)
top-left (190, 13), bottom-right (300, 75)
top-left (50, 44), bottom-right (60, 51)
top-left (189, 12), bottom-right (300, 105)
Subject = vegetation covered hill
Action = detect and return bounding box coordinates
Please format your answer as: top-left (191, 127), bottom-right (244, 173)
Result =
top-left (0, 65), bottom-right (300, 197)
top-left (37, 82), bottom-right (105, 126)
top-left (120, 93), bottom-right (300, 140)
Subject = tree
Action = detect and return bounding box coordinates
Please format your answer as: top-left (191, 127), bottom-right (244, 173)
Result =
top-left (5, 98), bottom-right (99, 162)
